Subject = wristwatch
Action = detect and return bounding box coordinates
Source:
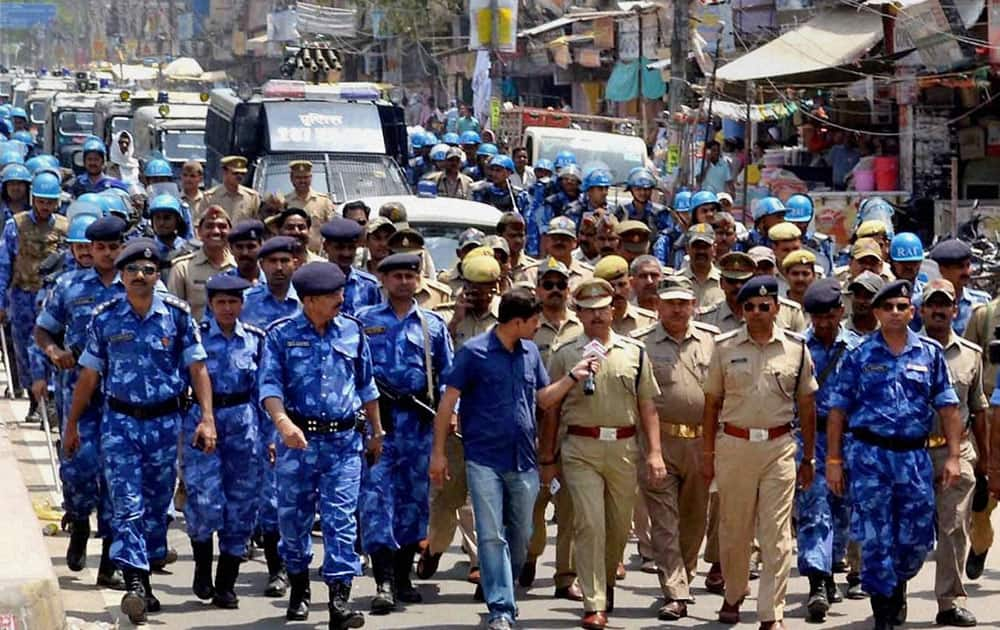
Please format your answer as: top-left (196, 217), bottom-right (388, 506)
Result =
top-left (804, 457), bottom-right (816, 467)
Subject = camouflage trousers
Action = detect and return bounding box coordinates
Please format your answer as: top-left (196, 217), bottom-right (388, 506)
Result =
top-left (9, 287), bottom-right (37, 390)
top-left (59, 372), bottom-right (112, 537)
top-left (795, 431), bottom-right (851, 576)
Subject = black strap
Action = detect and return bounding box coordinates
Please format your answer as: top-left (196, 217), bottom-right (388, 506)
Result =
top-left (636, 346), bottom-right (644, 390)
top-left (852, 427), bottom-right (927, 452)
top-left (816, 341), bottom-right (847, 389)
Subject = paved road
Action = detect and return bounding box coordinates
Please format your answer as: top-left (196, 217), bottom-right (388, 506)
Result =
top-left (8, 398), bottom-right (1000, 629)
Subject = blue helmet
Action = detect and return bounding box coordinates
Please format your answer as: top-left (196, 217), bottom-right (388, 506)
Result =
top-left (423, 132), bottom-right (439, 146)
top-left (689, 190), bottom-right (721, 212)
top-left (890, 232), bottom-right (924, 262)
top-left (554, 150), bottom-right (577, 171)
top-left (26, 154), bottom-right (59, 174)
top-left (534, 158), bottom-right (554, 173)
top-left (784, 194), bottom-right (814, 223)
top-left (66, 213), bottom-right (99, 244)
top-left (489, 154), bottom-right (515, 172)
top-left (31, 172), bottom-right (62, 199)
top-left (0, 105), bottom-right (9, 118)
top-left (459, 130), bottom-right (481, 145)
top-left (429, 143), bottom-right (450, 162)
top-left (82, 138), bottom-right (106, 158)
top-left (626, 168), bottom-right (656, 190)
top-left (143, 158), bottom-right (172, 178)
top-left (12, 131), bottom-right (33, 147)
top-left (582, 169), bottom-right (612, 192)
top-left (752, 196), bottom-right (786, 221)
top-left (99, 191), bottom-right (131, 218)
top-left (1, 163), bottom-right (31, 185)
top-left (673, 190), bottom-right (692, 212)
top-left (476, 143), bottom-right (498, 158)
top-left (0, 150), bottom-right (24, 166)
top-left (416, 179), bottom-right (438, 198)
top-left (0, 118), bottom-right (11, 138)
top-left (9, 107), bottom-right (27, 121)
top-left (149, 193), bottom-right (182, 216)
top-left (442, 132), bottom-right (461, 146)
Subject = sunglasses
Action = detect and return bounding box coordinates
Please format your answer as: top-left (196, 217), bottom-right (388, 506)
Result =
top-left (743, 302), bottom-right (772, 313)
top-left (124, 263), bottom-right (158, 275)
top-left (541, 280), bottom-right (568, 291)
top-left (879, 302), bottom-right (911, 312)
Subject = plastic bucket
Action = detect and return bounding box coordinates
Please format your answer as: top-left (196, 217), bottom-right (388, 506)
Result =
top-left (854, 169), bottom-right (875, 192)
top-left (873, 156), bottom-right (898, 191)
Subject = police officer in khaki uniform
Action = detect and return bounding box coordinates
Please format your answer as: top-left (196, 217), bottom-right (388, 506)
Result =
top-left (699, 252), bottom-right (806, 334)
top-left (703, 275), bottom-right (818, 629)
top-left (514, 216), bottom-right (593, 290)
top-left (203, 156), bottom-right (261, 225)
top-left (522, 257), bottom-right (584, 600)
top-left (497, 210), bottom-right (536, 281)
top-left (167, 206), bottom-right (237, 321)
top-left (542, 278), bottom-right (666, 630)
top-left (180, 160), bottom-right (207, 223)
top-left (285, 160), bottom-right (336, 254)
top-left (438, 229), bottom-right (487, 295)
top-left (593, 255), bottom-right (656, 336)
top-left (920, 278), bottom-right (986, 626)
top-left (378, 202), bottom-right (437, 280)
top-left (679, 224), bottom-right (725, 309)
top-left (631, 275), bottom-right (717, 621)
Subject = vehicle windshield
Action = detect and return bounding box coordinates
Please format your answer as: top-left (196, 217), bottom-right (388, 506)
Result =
top-left (110, 116), bottom-right (132, 137)
top-left (29, 101), bottom-right (46, 123)
top-left (160, 129), bottom-right (206, 162)
top-left (415, 223), bottom-right (483, 272)
top-left (536, 134), bottom-right (647, 184)
top-left (58, 110), bottom-right (95, 136)
top-left (260, 154), bottom-right (409, 205)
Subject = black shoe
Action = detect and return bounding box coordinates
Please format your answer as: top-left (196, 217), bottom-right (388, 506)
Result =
top-left (846, 573), bottom-right (867, 600)
top-left (262, 531), bottom-right (287, 597)
top-left (96, 538), bottom-right (124, 590)
top-left (891, 582), bottom-right (907, 626)
top-left (966, 549), bottom-right (987, 580)
top-left (150, 548), bottom-right (178, 571)
top-left (473, 584), bottom-right (484, 602)
top-left (606, 584), bottom-right (615, 614)
top-left (371, 581), bottom-right (395, 615)
top-left (935, 606), bottom-right (977, 627)
top-left (807, 575), bottom-right (830, 622)
top-left (141, 571), bottom-right (160, 613)
top-left (286, 571), bottom-right (311, 621)
top-left (66, 519), bottom-right (90, 572)
top-left (190, 539), bottom-right (215, 600)
top-left (832, 559), bottom-right (848, 573)
top-left (120, 568), bottom-right (147, 625)
top-left (328, 581), bottom-right (364, 629)
top-left (394, 544), bottom-right (422, 604)
top-left (415, 543), bottom-right (442, 579)
top-left (871, 594), bottom-right (892, 630)
top-left (370, 548), bottom-right (395, 614)
top-left (825, 575), bottom-right (843, 604)
top-left (211, 553), bottom-right (241, 609)
top-left (519, 558), bottom-right (537, 588)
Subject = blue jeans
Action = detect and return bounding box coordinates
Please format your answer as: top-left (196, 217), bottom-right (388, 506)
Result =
top-left (466, 460), bottom-right (539, 623)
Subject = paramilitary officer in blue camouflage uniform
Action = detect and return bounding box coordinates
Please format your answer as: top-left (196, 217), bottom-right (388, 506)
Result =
top-left (185, 274), bottom-right (267, 610)
top-left (321, 217), bottom-right (383, 317)
top-left (617, 168), bottom-right (669, 234)
top-left (63, 238), bottom-right (214, 625)
top-left (259, 260), bottom-right (386, 629)
top-left (797, 279), bottom-right (863, 622)
top-left (356, 253), bottom-right (453, 616)
top-left (471, 154), bottom-right (532, 214)
top-left (827, 279), bottom-right (964, 630)
top-left (35, 215), bottom-right (128, 588)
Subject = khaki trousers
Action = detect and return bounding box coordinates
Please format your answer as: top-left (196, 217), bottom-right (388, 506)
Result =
top-left (426, 432), bottom-right (478, 566)
top-left (640, 432), bottom-right (709, 601)
top-left (527, 464), bottom-right (576, 588)
top-left (716, 432), bottom-right (796, 623)
top-left (562, 434), bottom-right (638, 613)
top-left (633, 488), bottom-right (653, 560)
top-left (705, 491), bottom-right (721, 563)
top-left (931, 439), bottom-right (977, 611)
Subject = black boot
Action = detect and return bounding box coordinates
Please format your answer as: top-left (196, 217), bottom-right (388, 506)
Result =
top-left (66, 519), bottom-right (90, 571)
top-left (891, 581), bottom-right (907, 625)
top-left (96, 537), bottom-right (124, 589)
top-left (286, 571), bottom-right (311, 621)
top-left (212, 553), bottom-right (241, 609)
top-left (807, 573), bottom-right (830, 622)
top-left (120, 567), bottom-right (147, 624)
top-left (141, 571), bottom-right (160, 613)
top-left (263, 531), bottom-right (288, 597)
top-left (328, 581), bottom-right (364, 629)
top-left (846, 572), bottom-right (867, 599)
top-left (190, 539), bottom-right (215, 600)
top-left (370, 548), bottom-right (395, 614)
top-left (870, 594), bottom-right (892, 630)
top-left (825, 574), bottom-right (843, 604)
top-left (394, 544), bottom-right (422, 604)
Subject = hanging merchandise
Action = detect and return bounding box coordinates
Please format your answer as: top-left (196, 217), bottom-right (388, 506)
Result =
top-left (468, 0), bottom-right (518, 52)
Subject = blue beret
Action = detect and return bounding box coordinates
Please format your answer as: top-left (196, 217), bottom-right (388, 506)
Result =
top-left (84, 215), bottom-right (127, 242)
top-left (928, 238), bottom-right (971, 264)
top-left (206, 274), bottom-right (251, 297)
top-left (736, 274), bottom-right (778, 303)
top-left (872, 279), bottom-right (913, 307)
top-left (378, 253), bottom-right (422, 274)
top-left (228, 219), bottom-right (266, 243)
top-left (114, 238), bottom-right (162, 269)
top-left (803, 278), bottom-right (843, 314)
top-left (292, 261), bottom-right (346, 296)
top-left (320, 217), bottom-right (364, 242)
top-left (257, 236), bottom-right (300, 259)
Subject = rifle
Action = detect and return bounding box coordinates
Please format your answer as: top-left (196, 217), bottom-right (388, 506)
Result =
top-left (375, 376), bottom-right (437, 430)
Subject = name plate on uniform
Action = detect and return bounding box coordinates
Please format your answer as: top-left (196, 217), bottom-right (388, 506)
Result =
top-left (599, 427), bottom-right (618, 441)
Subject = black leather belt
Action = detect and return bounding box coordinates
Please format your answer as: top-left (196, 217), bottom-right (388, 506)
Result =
top-left (852, 427), bottom-right (927, 452)
top-left (107, 396), bottom-right (183, 420)
top-left (287, 410), bottom-right (356, 435)
top-left (213, 390), bottom-right (253, 409)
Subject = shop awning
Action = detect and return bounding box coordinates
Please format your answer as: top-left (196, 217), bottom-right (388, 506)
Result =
top-left (716, 8), bottom-right (884, 81)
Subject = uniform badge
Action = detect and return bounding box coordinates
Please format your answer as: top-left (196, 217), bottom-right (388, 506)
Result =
top-left (401, 237), bottom-right (410, 248)
top-left (144, 247), bottom-right (152, 258)
top-left (901, 285), bottom-right (909, 297)
top-left (758, 285), bottom-right (767, 296)
top-left (364, 326), bottom-right (386, 335)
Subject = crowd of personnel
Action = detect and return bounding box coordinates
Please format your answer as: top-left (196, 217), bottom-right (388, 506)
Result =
top-left (0, 112), bottom-right (999, 630)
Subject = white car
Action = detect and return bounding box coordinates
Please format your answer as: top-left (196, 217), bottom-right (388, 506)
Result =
top-left (354, 195), bottom-right (501, 272)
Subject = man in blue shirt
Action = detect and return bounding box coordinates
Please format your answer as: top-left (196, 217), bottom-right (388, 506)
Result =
top-left (915, 239), bottom-right (991, 336)
top-left (429, 287), bottom-right (592, 630)
top-left (320, 217), bottom-right (382, 316)
top-left (69, 139), bottom-right (126, 197)
top-left (827, 279), bottom-right (963, 630)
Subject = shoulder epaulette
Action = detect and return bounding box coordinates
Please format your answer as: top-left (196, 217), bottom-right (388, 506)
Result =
top-left (633, 305), bottom-right (656, 318)
top-left (353, 267), bottom-right (379, 282)
top-left (576, 260), bottom-right (595, 272)
top-left (93, 295), bottom-right (124, 316)
top-left (698, 302), bottom-right (721, 315)
top-left (340, 313), bottom-right (363, 329)
top-left (267, 315), bottom-right (296, 331)
top-left (779, 296), bottom-right (803, 310)
top-left (955, 336), bottom-right (983, 354)
top-left (161, 294), bottom-right (192, 313)
top-left (715, 329), bottom-right (740, 343)
top-left (433, 301), bottom-right (456, 311)
top-left (693, 321), bottom-right (721, 335)
top-left (205, 185), bottom-right (221, 196)
top-left (618, 334), bottom-right (645, 349)
top-left (918, 334), bottom-right (944, 350)
top-left (421, 308), bottom-right (448, 325)
top-left (630, 322), bottom-right (659, 339)
top-left (243, 322), bottom-right (266, 338)
top-left (783, 329), bottom-right (806, 343)
top-left (423, 277), bottom-right (453, 296)
top-left (551, 338), bottom-right (579, 354)
top-left (169, 251), bottom-right (195, 265)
